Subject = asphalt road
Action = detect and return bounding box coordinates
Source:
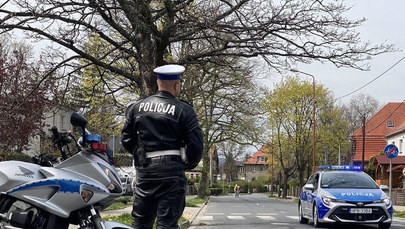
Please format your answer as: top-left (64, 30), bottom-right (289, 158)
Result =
top-left (189, 193), bottom-right (405, 229)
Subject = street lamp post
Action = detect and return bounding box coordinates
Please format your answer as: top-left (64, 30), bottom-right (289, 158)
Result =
top-left (311, 76), bottom-right (316, 173)
top-left (292, 70), bottom-right (316, 173)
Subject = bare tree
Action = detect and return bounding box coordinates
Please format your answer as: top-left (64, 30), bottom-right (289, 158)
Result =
top-left (217, 141), bottom-right (245, 182)
top-left (342, 93), bottom-right (380, 134)
top-left (0, 0), bottom-right (394, 98)
top-left (181, 57), bottom-right (264, 197)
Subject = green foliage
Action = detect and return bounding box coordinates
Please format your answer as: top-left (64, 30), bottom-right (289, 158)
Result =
top-left (208, 188), bottom-right (223, 196)
top-left (116, 196), bottom-right (133, 205)
top-left (264, 75), bottom-right (350, 192)
top-left (186, 198), bottom-right (206, 207)
top-left (0, 150), bottom-right (31, 162)
top-left (101, 214), bottom-right (187, 228)
top-left (394, 210), bottom-right (405, 218)
top-left (287, 178), bottom-right (298, 189)
top-left (103, 202), bottom-right (128, 211)
top-left (102, 213), bottom-right (133, 226)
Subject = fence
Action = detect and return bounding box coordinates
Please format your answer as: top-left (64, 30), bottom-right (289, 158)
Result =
top-left (392, 188), bottom-right (405, 206)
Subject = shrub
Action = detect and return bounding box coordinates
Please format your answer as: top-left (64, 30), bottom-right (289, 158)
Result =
top-left (116, 196), bottom-right (132, 204)
top-left (208, 188), bottom-right (223, 196)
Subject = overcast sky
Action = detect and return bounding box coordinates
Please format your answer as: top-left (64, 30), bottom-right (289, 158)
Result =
top-left (270, 0), bottom-right (405, 106)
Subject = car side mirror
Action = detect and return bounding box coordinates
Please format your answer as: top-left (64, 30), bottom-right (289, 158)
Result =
top-left (380, 185), bottom-right (389, 191)
top-left (304, 183), bottom-right (315, 191)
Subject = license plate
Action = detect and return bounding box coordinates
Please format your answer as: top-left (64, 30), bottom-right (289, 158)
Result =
top-left (349, 208), bottom-right (372, 214)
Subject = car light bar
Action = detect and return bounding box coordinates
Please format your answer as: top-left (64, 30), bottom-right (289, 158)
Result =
top-left (319, 165), bottom-right (362, 171)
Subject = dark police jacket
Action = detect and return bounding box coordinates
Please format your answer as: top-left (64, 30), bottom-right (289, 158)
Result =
top-left (121, 91), bottom-right (203, 175)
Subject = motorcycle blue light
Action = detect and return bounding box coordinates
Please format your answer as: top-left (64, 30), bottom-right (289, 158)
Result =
top-left (86, 133), bottom-right (102, 142)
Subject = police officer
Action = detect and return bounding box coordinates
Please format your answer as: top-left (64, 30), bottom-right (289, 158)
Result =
top-left (121, 64), bottom-right (203, 229)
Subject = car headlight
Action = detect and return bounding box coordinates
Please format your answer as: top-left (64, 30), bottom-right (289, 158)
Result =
top-left (322, 196), bottom-right (333, 206)
top-left (374, 198), bottom-right (390, 206)
top-left (322, 196), bottom-right (345, 206)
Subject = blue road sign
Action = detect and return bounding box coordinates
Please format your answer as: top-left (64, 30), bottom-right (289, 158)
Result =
top-left (384, 144), bottom-right (398, 159)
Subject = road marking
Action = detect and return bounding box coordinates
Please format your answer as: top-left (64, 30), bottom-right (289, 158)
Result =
top-left (227, 216), bottom-right (245, 220)
top-left (287, 216), bottom-right (299, 220)
top-left (272, 222), bottom-right (290, 225)
top-left (230, 213), bottom-right (251, 215)
top-left (205, 213), bottom-right (224, 215)
top-left (197, 216), bottom-right (213, 220)
top-left (257, 213), bottom-right (277, 216)
top-left (256, 216), bottom-right (276, 221)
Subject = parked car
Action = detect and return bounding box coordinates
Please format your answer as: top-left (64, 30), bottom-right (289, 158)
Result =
top-left (298, 165), bottom-right (392, 229)
top-left (120, 176), bottom-right (134, 196)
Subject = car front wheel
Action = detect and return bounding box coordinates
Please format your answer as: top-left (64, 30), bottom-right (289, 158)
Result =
top-left (298, 202), bottom-right (308, 224)
top-left (313, 205), bottom-right (323, 228)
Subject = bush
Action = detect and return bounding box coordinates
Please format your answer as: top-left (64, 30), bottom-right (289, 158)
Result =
top-left (208, 188), bottom-right (223, 196)
top-left (0, 150), bottom-right (31, 162)
top-left (116, 196), bottom-right (132, 204)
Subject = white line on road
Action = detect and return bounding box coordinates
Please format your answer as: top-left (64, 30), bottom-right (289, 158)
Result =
top-left (227, 216), bottom-right (245, 220)
top-left (204, 213), bottom-right (224, 215)
top-left (197, 216), bottom-right (213, 220)
top-left (257, 213), bottom-right (278, 216)
top-left (230, 213), bottom-right (251, 215)
top-left (272, 222), bottom-right (290, 225)
top-left (256, 216), bottom-right (276, 221)
top-left (286, 216), bottom-right (299, 220)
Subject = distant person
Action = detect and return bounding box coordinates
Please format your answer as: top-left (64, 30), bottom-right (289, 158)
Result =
top-left (234, 184), bottom-right (240, 197)
top-left (121, 64), bottom-right (203, 229)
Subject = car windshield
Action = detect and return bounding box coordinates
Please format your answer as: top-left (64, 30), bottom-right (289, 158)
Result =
top-left (320, 172), bottom-right (379, 189)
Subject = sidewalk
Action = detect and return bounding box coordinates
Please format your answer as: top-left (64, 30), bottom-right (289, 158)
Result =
top-left (394, 205), bottom-right (405, 212)
top-left (99, 195), bottom-right (208, 229)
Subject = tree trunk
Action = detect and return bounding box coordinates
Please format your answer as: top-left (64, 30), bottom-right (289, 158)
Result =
top-left (282, 172), bottom-right (288, 198)
top-left (198, 170), bottom-right (207, 198)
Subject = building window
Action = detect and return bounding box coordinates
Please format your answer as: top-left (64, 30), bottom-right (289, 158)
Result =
top-left (387, 120), bottom-right (394, 127)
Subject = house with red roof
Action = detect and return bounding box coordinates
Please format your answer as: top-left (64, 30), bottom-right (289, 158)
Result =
top-left (351, 102), bottom-right (405, 187)
top-left (243, 146), bottom-right (270, 181)
top-left (351, 102), bottom-right (405, 164)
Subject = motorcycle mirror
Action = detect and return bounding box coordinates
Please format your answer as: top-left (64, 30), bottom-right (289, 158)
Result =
top-left (70, 112), bottom-right (87, 128)
top-left (71, 112), bottom-right (88, 144)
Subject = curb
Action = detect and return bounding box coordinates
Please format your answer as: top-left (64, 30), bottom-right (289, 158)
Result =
top-left (181, 196), bottom-right (210, 229)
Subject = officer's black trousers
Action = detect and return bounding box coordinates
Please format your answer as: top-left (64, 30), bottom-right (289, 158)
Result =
top-left (132, 174), bottom-right (186, 229)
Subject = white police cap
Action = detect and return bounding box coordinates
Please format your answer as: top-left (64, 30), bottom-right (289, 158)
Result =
top-left (153, 64), bottom-right (185, 81)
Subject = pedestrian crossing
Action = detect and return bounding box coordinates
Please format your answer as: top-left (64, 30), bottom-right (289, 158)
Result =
top-left (196, 213), bottom-right (298, 222)
top-left (195, 213), bottom-right (405, 227)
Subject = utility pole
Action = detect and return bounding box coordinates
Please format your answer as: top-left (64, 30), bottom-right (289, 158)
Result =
top-left (362, 115), bottom-right (366, 171)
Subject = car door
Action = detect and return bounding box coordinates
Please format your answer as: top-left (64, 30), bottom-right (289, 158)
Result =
top-left (302, 174), bottom-right (316, 216)
top-left (309, 173), bottom-right (320, 216)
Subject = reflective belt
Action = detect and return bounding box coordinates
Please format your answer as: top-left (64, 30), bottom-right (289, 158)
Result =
top-left (146, 150), bottom-right (181, 158)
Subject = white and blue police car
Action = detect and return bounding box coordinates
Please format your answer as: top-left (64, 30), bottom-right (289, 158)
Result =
top-left (298, 165), bottom-right (393, 229)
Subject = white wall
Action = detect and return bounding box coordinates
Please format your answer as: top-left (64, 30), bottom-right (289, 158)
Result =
top-left (386, 132), bottom-right (405, 156)
top-left (23, 107), bottom-right (74, 155)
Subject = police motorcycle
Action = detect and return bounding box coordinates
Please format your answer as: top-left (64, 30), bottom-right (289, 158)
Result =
top-left (0, 112), bottom-right (132, 229)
